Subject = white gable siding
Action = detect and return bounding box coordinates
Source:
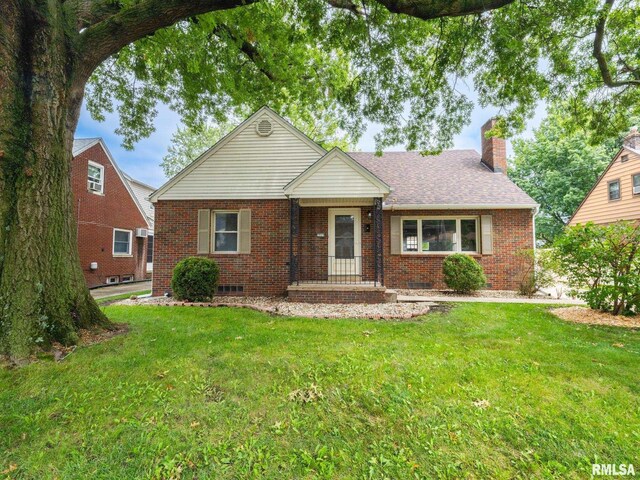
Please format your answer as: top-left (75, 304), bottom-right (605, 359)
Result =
top-left (155, 112), bottom-right (325, 200)
top-left (287, 153), bottom-right (388, 198)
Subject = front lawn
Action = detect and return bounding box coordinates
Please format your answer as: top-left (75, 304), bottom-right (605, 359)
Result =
top-left (1, 304), bottom-right (638, 479)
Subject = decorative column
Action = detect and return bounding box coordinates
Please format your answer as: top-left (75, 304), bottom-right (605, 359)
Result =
top-left (289, 198), bottom-right (300, 285)
top-left (373, 197), bottom-right (384, 286)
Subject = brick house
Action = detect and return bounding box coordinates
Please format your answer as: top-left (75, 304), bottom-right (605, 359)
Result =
top-left (72, 138), bottom-right (153, 288)
top-left (150, 107), bottom-right (538, 303)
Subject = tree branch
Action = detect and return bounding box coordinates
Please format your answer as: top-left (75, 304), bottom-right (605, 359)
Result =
top-left (212, 24), bottom-right (276, 81)
top-left (77, 0), bottom-right (260, 83)
top-left (370, 0), bottom-right (516, 19)
top-left (593, 0), bottom-right (640, 88)
top-left (326, 0), bottom-right (365, 16)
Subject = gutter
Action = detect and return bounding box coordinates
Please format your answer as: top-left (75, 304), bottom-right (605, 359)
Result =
top-left (384, 203), bottom-right (540, 210)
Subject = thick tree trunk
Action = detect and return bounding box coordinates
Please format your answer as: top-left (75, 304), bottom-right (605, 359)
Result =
top-left (0, 1), bottom-right (110, 361)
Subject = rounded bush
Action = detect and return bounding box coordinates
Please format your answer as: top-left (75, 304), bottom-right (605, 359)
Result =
top-left (171, 257), bottom-right (220, 302)
top-left (442, 254), bottom-right (486, 293)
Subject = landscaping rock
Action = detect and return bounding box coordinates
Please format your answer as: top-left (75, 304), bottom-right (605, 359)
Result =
top-left (116, 295), bottom-right (432, 319)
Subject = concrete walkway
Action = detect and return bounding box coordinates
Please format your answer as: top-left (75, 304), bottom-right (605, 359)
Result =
top-left (397, 294), bottom-right (585, 305)
top-left (90, 280), bottom-right (152, 299)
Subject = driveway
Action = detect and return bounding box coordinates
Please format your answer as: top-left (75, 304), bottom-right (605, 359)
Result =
top-left (90, 280), bottom-right (152, 299)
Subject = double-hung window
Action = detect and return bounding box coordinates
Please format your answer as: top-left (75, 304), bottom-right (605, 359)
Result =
top-left (633, 174), bottom-right (640, 195)
top-left (87, 161), bottom-right (104, 194)
top-left (402, 217), bottom-right (479, 254)
top-left (608, 180), bottom-right (621, 201)
top-left (213, 212), bottom-right (239, 252)
top-left (113, 229), bottom-right (132, 256)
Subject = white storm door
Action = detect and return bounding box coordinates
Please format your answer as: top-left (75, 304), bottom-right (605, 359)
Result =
top-left (328, 208), bottom-right (361, 276)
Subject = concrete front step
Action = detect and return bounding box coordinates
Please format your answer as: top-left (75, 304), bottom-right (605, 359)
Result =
top-left (287, 284), bottom-right (397, 304)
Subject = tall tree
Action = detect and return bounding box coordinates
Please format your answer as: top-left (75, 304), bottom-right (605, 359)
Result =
top-left (0, 0), bottom-right (638, 359)
top-left (510, 108), bottom-right (619, 244)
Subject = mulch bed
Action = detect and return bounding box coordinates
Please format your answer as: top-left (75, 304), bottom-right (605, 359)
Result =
top-left (52, 323), bottom-right (129, 361)
top-left (2, 323), bottom-right (129, 368)
top-left (551, 307), bottom-right (640, 329)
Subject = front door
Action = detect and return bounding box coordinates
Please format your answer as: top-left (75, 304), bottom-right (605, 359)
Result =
top-left (328, 208), bottom-right (361, 277)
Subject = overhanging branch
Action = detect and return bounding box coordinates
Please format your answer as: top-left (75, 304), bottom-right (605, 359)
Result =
top-left (212, 24), bottom-right (276, 81)
top-left (593, 0), bottom-right (640, 88)
top-left (370, 0), bottom-right (516, 19)
top-left (77, 0), bottom-right (261, 83)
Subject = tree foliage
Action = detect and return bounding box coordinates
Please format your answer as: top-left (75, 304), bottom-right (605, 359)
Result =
top-left (85, 0), bottom-right (640, 152)
top-left (552, 222), bottom-right (640, 315)
top-left (510, 107), bottom-right (619, 243)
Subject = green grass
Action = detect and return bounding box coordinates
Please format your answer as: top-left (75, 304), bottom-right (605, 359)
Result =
top-left (95, 290), bottom-right (151, 305)
top-left (1, 304), bottom-right (639, 479)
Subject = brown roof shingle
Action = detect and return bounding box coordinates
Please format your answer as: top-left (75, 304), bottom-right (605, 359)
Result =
top-left (348, 150), bottom-right (537, 208)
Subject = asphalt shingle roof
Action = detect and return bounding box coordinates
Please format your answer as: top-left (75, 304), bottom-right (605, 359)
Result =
top-left (348, 150), bottom-right (537, 208)
top-left (72, 138), bottom-right (100, 156)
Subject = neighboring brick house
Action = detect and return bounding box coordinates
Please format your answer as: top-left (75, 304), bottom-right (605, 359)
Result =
top-left (72, 138), bottom-right (152, 288)
top-left (150, 107), bottom-right (538, 303)
top-left (569, 127), bottom-right (640, 226)
top-left (123, 172), bottom-right (156, 275)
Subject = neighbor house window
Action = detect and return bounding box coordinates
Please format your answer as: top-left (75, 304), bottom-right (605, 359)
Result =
top-left (621, 154), bottom-right (629, 163)
top-left (608, 180), bottom-right (621, 200)
top-left (633, 174), bottom-right (640, 195)
top-left (401, 217), bottom-right (479, 254)
top-left (87, 161), bottom-right (104, 194)
top-left (213, 212), bottom-right (238, 252)
top-left (146, 234), bottom-right (154, 263)
top-left (113, 229), bottom-right (132, 256)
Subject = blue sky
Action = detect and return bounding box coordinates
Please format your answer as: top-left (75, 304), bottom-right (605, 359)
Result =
top-left (75, 99), bottom-right (546, 189)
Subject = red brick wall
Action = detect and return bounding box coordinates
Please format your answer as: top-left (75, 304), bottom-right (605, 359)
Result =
top-left (153, 201), bottom-right (534, 296)
top-left (288, 288), bottom-right (388, 304)
top-left (384, 209), bottom-right (534, 290)
top-left (152, 200), bottom-right (291, 297)
top-left (71, 143), bottom-right (149, 288)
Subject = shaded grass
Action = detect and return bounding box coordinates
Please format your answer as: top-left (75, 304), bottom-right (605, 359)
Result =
top-left (1, 304), bottom-right (638, 479)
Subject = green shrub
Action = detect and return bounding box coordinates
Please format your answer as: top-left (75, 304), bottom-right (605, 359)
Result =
top-left (552, 221), bottom-right (640, 315)
top-left (515, 248), bottom-right (556, 297)
top-left (442, 254), bottom-right (486, 293)
top-left (171, 257), bottom-right (220, 302)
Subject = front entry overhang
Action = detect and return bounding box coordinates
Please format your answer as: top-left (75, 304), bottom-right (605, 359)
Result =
top-left (283, 147), bottom-right (391, 200)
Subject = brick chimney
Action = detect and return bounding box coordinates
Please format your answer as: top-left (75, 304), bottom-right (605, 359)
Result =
top-left (481, 118), bottom-right (507, 173)
top-left (623, 126), bottom-right (640, 150)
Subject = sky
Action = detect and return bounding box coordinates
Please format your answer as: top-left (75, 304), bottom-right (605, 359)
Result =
top-left (75, 97), bottom-right (547, 189)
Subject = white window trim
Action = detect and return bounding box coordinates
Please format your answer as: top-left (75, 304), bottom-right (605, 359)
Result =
top-left (401, 216), bottom-right (480, 255)
top-left (211, 211), bottom-right (239, 254)
top-left (87, 160), bottom-right (105, 195)
top-left (112, 228), bottom-right (133, 257)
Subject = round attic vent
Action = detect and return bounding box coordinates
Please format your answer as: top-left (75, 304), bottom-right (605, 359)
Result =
top-left (256, 118), bottom-right (273, 136)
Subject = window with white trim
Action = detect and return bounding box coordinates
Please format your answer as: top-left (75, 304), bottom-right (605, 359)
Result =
top-left (401, 217), bottom-right (479, 254)
top-left (213, 212), bottom-right (238, 252)
top-left (87, 161), bottom-right (104, 194)
top-left (633, 174), bottom-right (640, 195)
top-left (608, 180), bottom-right (621, 201)
top-left (113, 229), bottom-right (132, 256)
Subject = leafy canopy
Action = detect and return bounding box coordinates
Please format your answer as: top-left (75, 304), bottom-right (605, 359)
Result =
top-left (509, 106), bottom-right (619, 243)
top-left (85, 0), bottom-right (640, 152)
